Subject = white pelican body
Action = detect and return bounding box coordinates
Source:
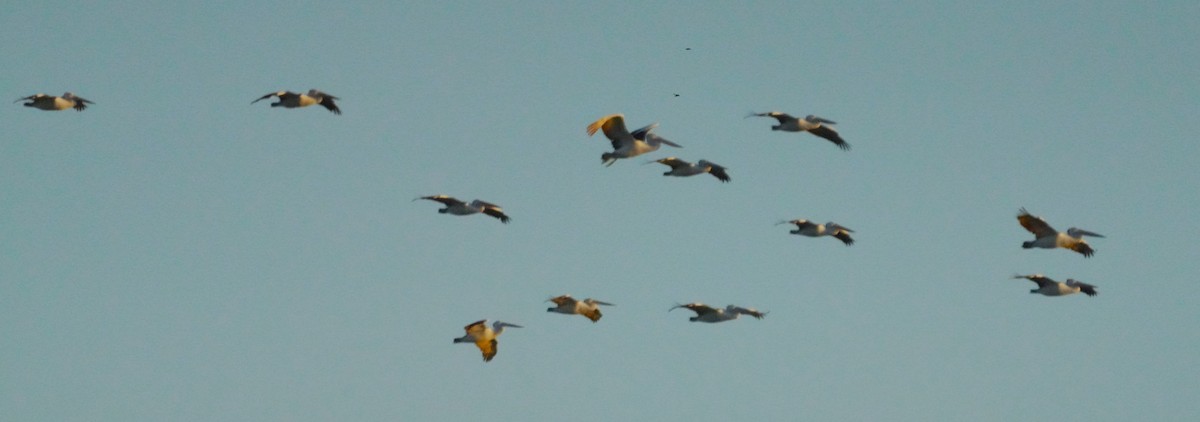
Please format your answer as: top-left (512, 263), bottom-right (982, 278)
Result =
top-left (16, 92), bottom-right (93, 111)
top-left (1013, 274), bottom-right (1097, 297)
top-left (453, 319), bottom-right (522, 362)
top-left (586, 114), bottom-right (682, 166)
top-left (417, 195), bottom-right (511, 223)
top-left (747, 111), bottom-right (849, 150)
top-left (252, 89), bottom-right (341, 114)
top-left (1017, 208), bottom-right (1103, 257)
top-left (670, 303), bottom-right (766, 323)
top-left (547, 294), bottom-right (614, 322)
top-left (649, 157), bottom-right (730, 182)
top-left (779, 219), bottom-right (854, 246)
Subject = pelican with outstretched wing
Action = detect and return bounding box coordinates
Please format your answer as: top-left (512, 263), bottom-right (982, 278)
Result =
top-left (547, 294), bottom-right (615, 323)
top-left (16, 92), bottom-right (94, 111)
top-left (648, 157), bottom-right (730, 183)
top-left (1017, 208), bottom-right (1103, 257)
top-left (1012, 274), bottom-right (1098, 297)
top-left (778, 219), bottom-right (855, 246)
top-left (586, 114), bottom-right (682, 166)
top-left (453, 320), bottom-right (522, 362)
top-left (669, 303), bottom-right (767, 323)
top-left (252, 89), bottom-right (341, 114)
top-left (416, 195), bottom-right (511, 223)
top-left (747, 111), bottom-right (849, 150)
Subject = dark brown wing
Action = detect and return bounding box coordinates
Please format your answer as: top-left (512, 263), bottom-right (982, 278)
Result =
top-left (478, 339), bottom-right (497, 362)
top-left (832, 230), bottom-right (854, 246)
top-left (421, 195), bottom-right (463, 207)
top-left (319, 97), bottom-right (341, 115)
top-left (1070, 242), bottom-right (1095, 258)
top-left (707, 163), bottom-right (730, 183)
top-left (807, 125), bottom-right (850, 150)
top-left (481, 207), bottom-right (511, 224)
top-left (1017, 208), bottom-right (1057, 237)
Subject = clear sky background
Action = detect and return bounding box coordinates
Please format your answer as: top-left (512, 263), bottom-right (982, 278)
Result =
top-left (3, 1), bottom-right (1198, 421)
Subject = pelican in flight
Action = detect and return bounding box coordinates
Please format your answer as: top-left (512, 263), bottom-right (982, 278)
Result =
top-left (778, 219), bottom-right (855, 246)
top-left (586, 114), bottom-right (682, 166)
top-left (547, 294), bottom-right (614, 323)
top-left (252, 89), bottom-right (341, 114)
top-left (1012, 274), bottom-right (1098, 297)
top-left (416, 195), bottom-right (511, 223)
top-left (670, 303), bottom-right (767, 323)
top-left (453, 320), bottom-right (522, 362)
top-left (648, 157), bottom-right (730, 183)
top-left (1017, 208), bottom-right (1104, 257)
top-left (747, 111), bottom-right (849, 150)
top-left (16, 92), bottom-right (93, 111)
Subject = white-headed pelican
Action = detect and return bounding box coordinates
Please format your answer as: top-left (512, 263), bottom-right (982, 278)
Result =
top-left (747, 111), bottom-right (849, 150)
top-left (1017, 208), bottom-right (1103, 257)
top-left (416, 195), bottom-right (510, 223)
top-left (778, 219), bottom-right (854, 246)
top-left (453, 320), bottom-right (522, 362)
top-left (648, 157), bottom-right (730, 183)
top-left (1012, 274), bottom-right (1098, 297)
top-left (16, 92), bottom-right (93, 111)
top-left (547, 294), bottom-right (614, 323)
top-left (586, 114), bottom-right (682, 166)
top-left (252, 89), bottom-right (341, 114)
top-left (670, 303), bottom-right (766, 323)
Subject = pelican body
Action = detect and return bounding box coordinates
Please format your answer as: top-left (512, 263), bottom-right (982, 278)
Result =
top-left (586, 114), bottom-right (682, 166)
top-left (1013, 274), bottom-right (1097, 297)
top-left (16, 92), bottom-right (93, 111)
top-left (780, 219), bottom-right (854, 246)
top-left (670, 303), bottom-right (766, 323)
top-left (416, 195), bottom-right (511, 223)
top-left (252, 89), bottom-right (341, 114)
top-left (547, 294), bottom-right (614, 322)
top-left (453, 320), bottom-right (522, 362)
top-left (650, 157), bottom-right (730, 182)
top-left (1017, 208), bottom-right (1104, 257)
top-left (747, 111), bottom-right (849, 150)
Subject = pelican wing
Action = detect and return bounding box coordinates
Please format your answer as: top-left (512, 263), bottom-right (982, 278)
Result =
top-left (749, 111), bottom-right (794, 124)
top-left (788, 219), bottom-right (814, 230)
top-left (1014, 274), bottom-right (1055, 288)
top-left (671, 303), bottom-right (715, 316)
top-left (804, 114), bottom-right (837, 124)
top-left (318, 96), bottom-right (341, 115)
top-left (807, 125), bottom-right (850, 150)
top-left (705, 162), bottom-right (731, 183)
top-left (730, 306), bottom-right (767, 319)
top-left (654, 157), bottom-right (689, 170)
top-left (1068, 228), bottom-right (1104, 238)
top-left (832, 230), bottom-right (854, 246)
top-left (645, 132), bottom-right (682, 148)
top-left (481, 207), bottom-right (511, 224)
top-left (251, 91), bottom-right (282, 104)
top-left (477, 339), bottom-right (498, 362)
top-left (420, 195), bottom-right (464, 207)
top-left (548, 295), bottom-right (576, 306)
top-left (1067, 279), bottom-right (1098, 296)
top-left (1069, 242), bottom-right (1095, 258)
top-left (587, 114), bottom-right (634, 149)
top-left (1017, 208), bottom-right (1057, 237)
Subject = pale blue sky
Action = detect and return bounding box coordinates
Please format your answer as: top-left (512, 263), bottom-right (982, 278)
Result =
top-left (3, 1), bottom-right (1198, 421)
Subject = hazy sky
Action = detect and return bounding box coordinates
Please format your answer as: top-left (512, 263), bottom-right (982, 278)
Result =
top-left (3, 1), bottom-right (1198, 421)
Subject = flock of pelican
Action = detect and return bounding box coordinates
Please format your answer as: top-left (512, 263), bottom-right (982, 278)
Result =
top-left (18, 90), bottom-right (1108, 362)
